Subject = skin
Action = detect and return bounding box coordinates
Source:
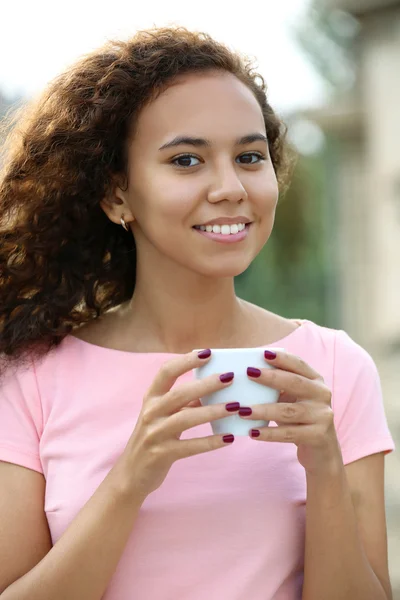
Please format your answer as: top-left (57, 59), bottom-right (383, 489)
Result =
top-left (99, 70), bottom-right (288, 354)
top-left (0, 71), bottom-right (391, 600)
top-left (97, 70), bottom-right (391, 597)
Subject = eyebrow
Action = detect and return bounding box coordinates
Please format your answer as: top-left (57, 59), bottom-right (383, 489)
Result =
top-left (158, 133), bottom-right (268, 151)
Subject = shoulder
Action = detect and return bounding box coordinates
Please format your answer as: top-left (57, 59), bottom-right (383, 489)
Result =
top-left (300, 322), bottom-right (379, 379)
top-left (273, 318), bottom-right (377, 393)
top-left (288, 318), bottom-right (370, 365)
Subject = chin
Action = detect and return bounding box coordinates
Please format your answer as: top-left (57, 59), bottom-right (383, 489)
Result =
top-left (195, 259), bottom-right (253, 279)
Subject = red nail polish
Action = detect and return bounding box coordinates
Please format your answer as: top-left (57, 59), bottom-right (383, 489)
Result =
top-left (239, 407), bottom-right (252, 416)
top-left (251, 429), bottom-right (260, 438)
top-left (223, 434), bottom-right (235, 444)
top-left (198, 349), bottom-right (211, 359)
top-left (247, 367), bottom-right (261, 377)
top-left (220, 372), bottom-right (234, 383)
top-left (264, 350), bottom-right (277, 360)
top-left (226, 402), bottom-right (240, 412)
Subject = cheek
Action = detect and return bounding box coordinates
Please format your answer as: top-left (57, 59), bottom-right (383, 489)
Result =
top-left (134, 176), bottom-right (197, 227)
top-left (150, 197), bottom-right (195, 228)
top-left (253, 175), bottom-right (279, 215)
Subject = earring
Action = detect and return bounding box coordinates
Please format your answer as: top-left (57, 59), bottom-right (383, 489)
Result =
top-left (120, 215), bottom-right (130, 231)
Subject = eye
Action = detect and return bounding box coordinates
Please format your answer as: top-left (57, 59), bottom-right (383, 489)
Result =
top-left (170, 151), bottom-right (266, 169)
top-left (171, 154), bottom-right (201, 168)
top-left (236, 152), bottom-right (266, 165)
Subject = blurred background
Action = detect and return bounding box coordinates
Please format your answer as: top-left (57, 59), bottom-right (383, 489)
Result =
top-left (1, 0), bottom-right (399, 594)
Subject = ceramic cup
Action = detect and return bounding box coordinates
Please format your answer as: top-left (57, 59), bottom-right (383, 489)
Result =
top-left (193, 347), bottom-right (284, 436)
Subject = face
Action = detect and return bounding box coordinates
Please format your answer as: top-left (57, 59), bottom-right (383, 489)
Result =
top-left (103, 71), bottom-right (279, 278)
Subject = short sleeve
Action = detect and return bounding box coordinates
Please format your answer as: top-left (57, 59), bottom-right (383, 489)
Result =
top-left (0, 358), bottom-right (44, 473)
top-left (332, 330), bottom-right (395, 465)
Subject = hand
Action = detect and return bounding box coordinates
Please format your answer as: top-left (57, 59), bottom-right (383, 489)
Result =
top-left (116, 350), bottom-right (239, 500)
top-left (240, 350), bottom-right (342, 474)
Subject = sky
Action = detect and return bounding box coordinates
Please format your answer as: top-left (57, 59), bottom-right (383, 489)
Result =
top-left (0, 0), bottom-right (327, 114)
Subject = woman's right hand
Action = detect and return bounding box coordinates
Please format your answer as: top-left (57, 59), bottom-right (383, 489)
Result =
top-left (116, 349), bottom-right (239, 500)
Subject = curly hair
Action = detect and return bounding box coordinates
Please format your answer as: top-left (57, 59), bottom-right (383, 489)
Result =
top-left (0, 26), bottom-right (293, 376)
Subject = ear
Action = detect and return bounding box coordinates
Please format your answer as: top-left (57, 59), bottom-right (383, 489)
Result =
top-left (100, 176), bottom-right (134, 226)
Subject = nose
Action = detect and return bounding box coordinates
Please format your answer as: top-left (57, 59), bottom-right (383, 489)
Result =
top-left (207, 165), bottom-right (248, 205)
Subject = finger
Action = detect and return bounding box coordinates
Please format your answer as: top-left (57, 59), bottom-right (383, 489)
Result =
top-left (248, 424), bottom-right (321, 444)
top-left (147, 349), bottom-right (213, 397)
top-left (239, 401), bottom-right (317, 424)
top-left (278, 391), bottom-right (297, 404)
top-left (263, 350), bottom-right (323, 381)
top-left (160, 372), bottom-right (235, 415)
top-left (166, 401), bottom-right (241, 437)
top-left (181, 398), bottom-right (202, 409)
top-left (173, 432), bottom-right (236, 460)
top-left (247, 367), bottom-right (320, 400)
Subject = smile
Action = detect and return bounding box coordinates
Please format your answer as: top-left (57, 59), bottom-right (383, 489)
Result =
top-left (192, 223), bottom-right (251, 244)
top-left (193, 223), bottom-right (247, 235)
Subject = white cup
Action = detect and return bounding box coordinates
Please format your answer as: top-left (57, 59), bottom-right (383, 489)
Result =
top-left (193, 347), bottom-right (284, 436)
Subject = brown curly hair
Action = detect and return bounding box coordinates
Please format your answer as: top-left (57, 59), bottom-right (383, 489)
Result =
top-left (0, 26), bottom-right (293, 376)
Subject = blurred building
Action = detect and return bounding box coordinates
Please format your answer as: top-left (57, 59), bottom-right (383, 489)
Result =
top-left (307, 0), bottom-right (400, 594)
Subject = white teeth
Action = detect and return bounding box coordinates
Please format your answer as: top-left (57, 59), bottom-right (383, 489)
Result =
top-left (218, 223), bottom-right (246, 235)
top-left (196, 223), bottom-right (247, 234)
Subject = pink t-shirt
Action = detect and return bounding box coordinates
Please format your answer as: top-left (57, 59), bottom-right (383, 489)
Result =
top-left (0, 319), bottom-right (395, 599)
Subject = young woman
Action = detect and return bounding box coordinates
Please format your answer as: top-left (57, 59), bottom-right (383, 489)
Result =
top-left (0, 26), bottom-right (394, 600)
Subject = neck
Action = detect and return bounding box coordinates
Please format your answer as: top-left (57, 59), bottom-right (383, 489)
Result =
top-left (120, 262), bottom-right (251, 354)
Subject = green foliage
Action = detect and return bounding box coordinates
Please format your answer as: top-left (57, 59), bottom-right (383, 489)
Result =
top-left (235, 153), bottom-right (333, 326)
top-left (235, 0), bottom-right (356, 327)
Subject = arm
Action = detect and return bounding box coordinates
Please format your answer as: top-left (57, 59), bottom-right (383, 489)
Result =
top-left (302, 452), bottom-right (392, 600)
top-left (1, 350), bottom-right (237, 600)
top-left (242, 345), bottom-right (394, 600)
top-left (1, 459), bottom-right (144, 600)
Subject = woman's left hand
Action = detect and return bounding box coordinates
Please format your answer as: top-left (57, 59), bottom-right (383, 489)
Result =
top-left (241, 350), bottom-right (343, 474)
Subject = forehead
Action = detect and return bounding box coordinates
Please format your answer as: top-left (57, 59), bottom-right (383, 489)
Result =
top-left (133, 72), bottom-right (265, 146)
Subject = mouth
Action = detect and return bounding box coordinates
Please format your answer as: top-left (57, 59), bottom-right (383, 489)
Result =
top-left (192, 222), bottom-right (252, 244)
top-left (193, 222), bottom-right (251, 236)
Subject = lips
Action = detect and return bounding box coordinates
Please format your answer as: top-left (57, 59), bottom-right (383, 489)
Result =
top-left (195, 216), bottom-right (253, 227)
top-left (193, 222), bottom-right (250, 243)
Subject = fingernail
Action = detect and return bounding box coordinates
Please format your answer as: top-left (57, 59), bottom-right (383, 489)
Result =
top-left (226, 402), bottom-right (240, 412)
top-left (239, 407), bottom-right (252, 416)
top-left (264, 350), bottom-right (277, 360)
top-left (220, 372), bottom-right (234, 383)
top-left (223, 434), bottom-right (235, 444)
top-left (247, 367), bottom-right (261, 377)
top-left (198, 349), bottom-right (211, 359)
top-left (251, 429), bottom-right (260, 438)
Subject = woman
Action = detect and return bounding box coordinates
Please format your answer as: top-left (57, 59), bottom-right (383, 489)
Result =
top-left (0, 26), bottom-right (395, 600)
